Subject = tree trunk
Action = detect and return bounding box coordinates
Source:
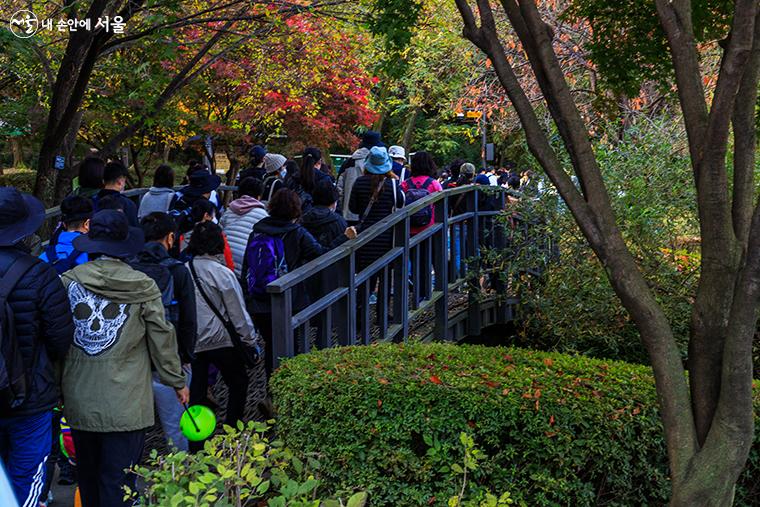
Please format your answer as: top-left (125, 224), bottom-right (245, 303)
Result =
top-left (52, 111), bottom-right (84, 204)
top-left (453, 0), bottom-right (760, 502)
top-left (402, 106), bottom-right (420, 152)
top-left (10, 138), bottom-right (24, 169)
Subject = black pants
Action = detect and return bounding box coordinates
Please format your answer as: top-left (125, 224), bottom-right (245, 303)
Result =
top-left (72, 428), bottom-right (145, 507)
top-left (190, 347), bottom-right (248, 431)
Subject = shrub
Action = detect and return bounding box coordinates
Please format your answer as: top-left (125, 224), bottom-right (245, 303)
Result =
top-left (130, 420), bottom-right (368, 507)
top-left (0, 169), bottom-right (36, 193)
top-left (271, 343), bottom-right (760, 506)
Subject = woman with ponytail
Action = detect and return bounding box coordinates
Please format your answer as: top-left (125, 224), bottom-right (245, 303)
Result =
top-left (285, 147), bottom-right (331, 212)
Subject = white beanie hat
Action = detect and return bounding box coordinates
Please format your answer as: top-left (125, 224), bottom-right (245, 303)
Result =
top-left (263, 153), bottom-right (287, 174)
top-left (388, 145), bottom-right (406, 160)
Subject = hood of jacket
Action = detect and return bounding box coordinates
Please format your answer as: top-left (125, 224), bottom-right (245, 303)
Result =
top-left (351, 147), bottom-right (370, 161)
top-left (252, 216), bottom-right (300, 236)
top-left (148, 186), bottom-right (175, 196)
top-left (301, 206), bottom-right (339, 228)
top-left (135, 241), bottom-right (171, 264)
top-left (64, 257), bottom-right (160, 304)
top-left (229, 196), bottom-right (267, 215)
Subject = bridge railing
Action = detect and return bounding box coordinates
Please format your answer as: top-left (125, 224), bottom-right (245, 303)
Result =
top-left (267, 185), bottom-right (515, 368)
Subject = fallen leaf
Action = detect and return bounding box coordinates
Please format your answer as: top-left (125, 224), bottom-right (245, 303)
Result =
top-left (484, 380), bottom-right (499, 388)
top-left (467, 420), bottom-right (476, 428)
top-left (326, 370), bottom-right (333, 375)
top-left (549, 415), bottom-right (555, 426)
top-left (502, 388), bottom-right (511, 395)
top-left (543, 358), bottom-right (554, 367)
top-left (429, 375), bottom-right (443, 385)
top-left (377, 399), bottom-right (383, 409)
top-left (378, 378), bottom-right (389, 384)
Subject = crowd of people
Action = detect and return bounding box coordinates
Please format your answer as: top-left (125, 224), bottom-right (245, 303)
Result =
top-left (0, 130), bottom-right (534, 507)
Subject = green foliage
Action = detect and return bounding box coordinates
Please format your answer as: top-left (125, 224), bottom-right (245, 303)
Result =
top-left (565, 0), bottom-right (733, 96)
top-left (129, 421), bottom-right (366, 506)
top-left (501, 119), bottom-right (698, 365)
top-left (0, 169), bottom-right (36, 193)
top-left (366, 0), bottom-right (424, 76)
top-left (272, 343), bottom-right (760, 505)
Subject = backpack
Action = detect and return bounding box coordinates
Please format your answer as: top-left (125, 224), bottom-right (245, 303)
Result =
top-left (43, 243), bottom-right (84, 276)
top-left (245, 233), bottom-right (288, 298)
top-left (0, 256), bottom-right (38, 410)
top-left (130, 257), bottom-right (182, 327)
top-left (263, 176), bottom-right (281, 202)
top-left (168, 192), bottom-right (193, 234)
top-left (404, 177), bottom-right (434, 227)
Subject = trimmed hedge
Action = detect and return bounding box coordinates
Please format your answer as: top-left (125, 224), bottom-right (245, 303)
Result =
top-left (271, 343), bottom-right (760, 506)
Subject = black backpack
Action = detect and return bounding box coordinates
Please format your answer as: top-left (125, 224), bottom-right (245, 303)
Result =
top-left (0, 256), bottom-right (38, 410)
top-left (43, 243), bottom-right (84, 276)
top-left (168, 193), bottom-right (194, 234)
top-left (130, 257), bottom-right (182, 327)
top-left (404, 177), bottom-right (434, 227)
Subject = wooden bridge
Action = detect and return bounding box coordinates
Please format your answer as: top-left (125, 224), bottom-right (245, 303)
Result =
top-left (43, 184), bottom-right (524, 368)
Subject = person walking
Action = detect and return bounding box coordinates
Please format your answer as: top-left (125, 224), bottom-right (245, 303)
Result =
top-left (237, 145), bottom-right (267, 183)
top-left (186, 222), bottom-right (259, 443)
top-left (244, 189), bottom-right (355, 377)
top-left (302, 181), bottom-right (349, 248)
top-left (0, 187), bottom-right (74, 507)
top-left (132, 212), bottom-right (197, 451)
top-left (388, 145), bottom-right (408, 181)
top-left (286, 147), bottom-right (331, 212)
top-left (69, 157), bottom-right (104, 199)
top-left (220, 178), bottom-right (268, 279)
top-left (40, 196), bottom-right (92, 274)
top-left (261, 153), bottom-right (288, 203)
top-left (138, 164), bottom-right (176, 220)
top-left (401, 151), bottom-right (443, 236)
top-left (348, 147), bottom-right (405, 332)
top-left (94, 161), bottom-right (139, 226)
top-left (169, 170), bottom-right (222, 235)
top-left (61, 210), bottom-right (188, 507)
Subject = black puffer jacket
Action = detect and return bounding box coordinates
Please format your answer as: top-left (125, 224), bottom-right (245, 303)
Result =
top-left (131, 242), bottom-right (197, 363)
top-left (349, 176), bottom-right (405, 270)
top-left (244, 217), bottom-right (347, 313)
top-left (302, 206), bottom-right (348, 248)
top-left (0, 246), bottom-right (74, 417)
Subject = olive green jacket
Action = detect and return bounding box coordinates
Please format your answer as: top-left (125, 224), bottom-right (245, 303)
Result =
top-left (61, 258), bottom-right (185, 432)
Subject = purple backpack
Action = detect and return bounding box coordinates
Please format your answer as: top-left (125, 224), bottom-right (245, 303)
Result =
top-left (245, 233), bottom-right (288, 297)
top-left (404, 177), bottom-right (434, 227)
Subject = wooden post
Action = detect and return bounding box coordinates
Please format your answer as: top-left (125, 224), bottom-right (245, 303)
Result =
top-left (270, 291), bottom-right (293, 370)
top-left (433, 197), bottom-right (450, 340)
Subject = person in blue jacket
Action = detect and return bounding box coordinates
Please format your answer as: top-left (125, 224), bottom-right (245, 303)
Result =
top-left (40, 196), bottom-right (92, 274)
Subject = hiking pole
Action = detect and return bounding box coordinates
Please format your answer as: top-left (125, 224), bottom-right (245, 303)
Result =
top-left (183, 403), bottom-right (200, 432)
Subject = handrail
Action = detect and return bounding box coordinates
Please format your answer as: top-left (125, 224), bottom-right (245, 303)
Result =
top-left (266, 184), bottom-right (521, 368)
top-left (267, 185), bottom-right (485, 294)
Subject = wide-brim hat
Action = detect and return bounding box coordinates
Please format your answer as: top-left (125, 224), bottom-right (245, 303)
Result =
top-left (183, 171), bottom-right (222, 197)
top-left (364, 146), bottom-right (393, 175)
top-left (0, 187), bottom-right (45, 247)
top-left (73, 209), bottom-right (144, 258)
top-left (388, 145), bottom-right (406, 160)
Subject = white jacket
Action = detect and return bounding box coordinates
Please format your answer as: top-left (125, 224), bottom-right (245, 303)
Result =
top-left (220, 196), bottom-right (268, 278)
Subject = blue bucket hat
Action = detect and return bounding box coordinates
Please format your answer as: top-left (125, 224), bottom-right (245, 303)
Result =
top-left (73, 210), bottom-right (145, 258)
top-left (364, 146), bottom-right (392, 175)
top-left (0, 187), bottom-right (45, 246)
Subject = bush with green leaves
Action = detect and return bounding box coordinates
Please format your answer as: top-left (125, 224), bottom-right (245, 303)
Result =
top-left (488, 119), bottom-right (699, 366)
top-left (271, 343), bottom-right (760, 506)
top-left (128, 421), bottom-right (368, 507)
